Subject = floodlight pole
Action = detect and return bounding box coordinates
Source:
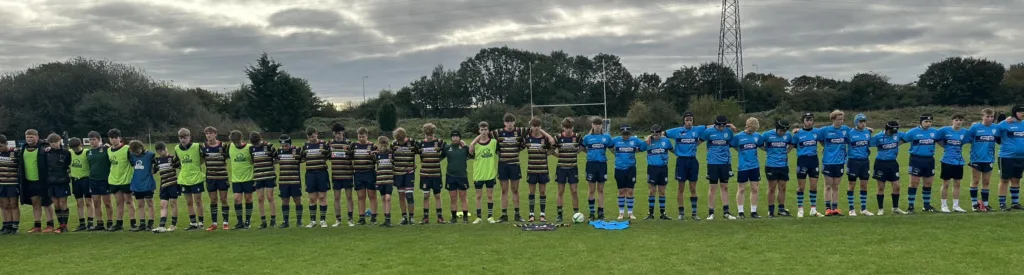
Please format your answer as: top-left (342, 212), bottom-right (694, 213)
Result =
top-left (530, 62), bottom-right (534, 118)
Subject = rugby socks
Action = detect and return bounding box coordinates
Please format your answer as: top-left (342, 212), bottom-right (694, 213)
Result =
top-left (347, 211), bottom-right (353, 221)
top-left (877, 194), bottom-right (885, 209)
top-left (617, 196), bottom-right (625, 214)
top-left (557, 206), bottom-right (563, 217)
top-left (79, 217), bottom-right (85, 226)
top-left (723, 205), bottom-right (730, 214)
top-left (308, 205), bottom-right (316, 222)
top-left (824, 200), bottom-right (831, 210)
top-left (648, 196), bottom-right (655, 215)
top-left (970, 187), bottom-right (979, 205)
top-left (809, 190), bottom-right (818, 207)
top-left (130, 219), bottom-right (137, 228)
top-left (487, 203), bottom-right (493, 217)
top-left (677, 206), bottom-right (683, 216)
top-left (658, 196), bottom-right (666, 215)
top-left (436, 208), bottom-right (443, 219)
top-left (797, 191), bottom-right (805, 208)
top-left (892, 194), bottom-right (900, 209)
top-left (738, 204), bottom-right (744, 214)
top-left (147, 219), bottom-right (154, 228)
top-left (245, 203), bottom-right (254, 224)
top-left (234, 203), bottom-right (243, 224)
top-left (588, 199), bottom-right (596, 215)
top-left (751, 205), bottom-right (758, 214)
top-left (922, 187), bottom-right (932, 207)
top-left (476, 208), bottom-right (482, 218)
top-left (690, 197), bottom-right (698, 214)
top-left (981, 189), bottom-right (990, 206)
top-left (86, 217), bottom-right (94, 227)
top-left (451, 211), bottom-right (457, 220)
top-left (171, 216), bottom-right (178, 226)
top-left (539, 196), bottom-right (547, 215)
top-left (860, 191), bottom-right (868, 211)
top-left (831, 201), bottom-right (838, 211)
top-left (779, 204), bottom-right (785, 211)
top-left (159, 217), bottom-right (167, 227)
top-left (281, 205), bottom-right (290, 224)
top-left (907, 187), bottom-right (918, 208)
top-left (295, 204), bottom-right (304, 224)
top-left (626, 197), bottom-right (634, 214)
top-left (319, 205), bottom-right (327, 222)
top-left (107, 220), bottom-right (113, 228)
top-left (529, 194), bottom-right (536, 216)
top-left (513, 208), bottom-right (519, 218)
top-left (597, 207), bottom-right (604, 217)
top-left (221, 206), bottom-right (229, 223)
top-left (34, 221), bottom-right (41, 229)
top-left (462, 211), bottom-right (468, 220)
top-left (847, 191), bottom-right (855, 211)
top-left (116, 220), bottom-right (123, 227)
top-left (768, 204), bottom-right (775, 215)
top-left (270, 215), bottom-right (276, 225)
top-left (1011, 187), bottom-right (1020, 204)
top-left (999, 196), bottom-right (1007, 207)
top-left (210, 204), bottom-right (219, 223)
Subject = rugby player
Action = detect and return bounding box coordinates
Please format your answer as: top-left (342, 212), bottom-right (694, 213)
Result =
top-left (762, 120), bottom-right (794, 217)
top-left (731, 117), bottom-right (762, 219)
top-left (68, 138), bottom-right (94, 231)
top-left (470, 122), bottom-right (499, 224)
top-left (872, 121), bottom-right (907, 215)
top-left (201, 127), bottom-right (230, 231)
top-left (328, 123), bottom-right (355, 227)
top-left (226, 131), bottom-right (255, 229)
top-left (493, 113), bottom-right (527, 223)
top-left (664, 112), bottom-right (705, 220)
top-left (524, 118), bottom-right (556, 222)
top-left (701, 116), bottom-right (737, 220)
top-left (938, 114), bottom-right (969, 213)
top-left (107, 129), bottom-right (135, 231)
top-left (374, 136), bottom-right (395, 227)
top-left (968, 109), bottom-right (998, 211)
top-left (611, 125), bottom-right (646, 220)
top-left (419, 123), bottom-right (447, 224)
top-left (174, 128), bottom-right (206, 230)
top-left (582, 117), bottom-right (613, 220)
top-left (996, 106), bottom-right (1024, 211)
top-left (302, 127), bottom-right (331, 228)
top-left (792, 113), bottom-right (823, 217)
top-left (644, 125), bottom-right (673, 220)
top-left (903, 114), bottom-right (939, 213)
top-left (127, 140), bottom-right (156, 232)
top-left (846, 114), bottom-right (874, 216)
top-left (553, 118), bottom-right (582, 223)
top-left (820, 110), bottom-right (850, 216)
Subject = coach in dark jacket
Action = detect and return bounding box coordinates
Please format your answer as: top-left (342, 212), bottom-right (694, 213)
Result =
top-left (18, 139), bottom-right (51, 206)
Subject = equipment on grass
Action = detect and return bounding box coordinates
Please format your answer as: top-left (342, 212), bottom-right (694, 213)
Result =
top-left (572, 213), bottom-right (585, 223)
top-left (456, 212), bottom-right (472, 218)
top-left (588, 220), bottom-right (630, 230)
top-left (513, 223), bottom-right (570, 231)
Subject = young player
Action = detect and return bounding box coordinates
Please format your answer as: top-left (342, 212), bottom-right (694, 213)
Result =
top-left (644, 125), bottom-right (673, 220)
top-left (846, 114), bottom-right (874, 216)
top-left (128, 140), bottom-right (156, 232)
top-left (524, 118), bottom-right (556, 222)
top-left (553, 117), bottom-right (582, 223)
top-left (106, 129), bottom-right (135, 231)
top-left (582, 117), bottom-right (613, 220)
top-left (227, 131), bottom-right (256, 229)
top-left (996, 106), bottom-right (1024, 211)
top-left (276, 135), bottom-right (304, 228)
top-left (152, 142), bottom-right (180, 233)
top-left (608, 125), bottom-right (644, 220)
top-left (86, 131), bottom-right (113, 231)
top-left (493, 113), bottom-right (527, 222)
top-left (903, 114), bottom-right (939, 213)
top-left (938, 114), bottom-right (969, 213)
top-left (174, 128), bottom-right (206, 230)
top-left (470, 121), bottom-right (499, 224)
top-left (301, 127), bottom-right (331, 228)
top-left (702, 116), bottom-right (737, 220)
top-left (762, 120), bottom-right (794, 217)
top-left (665, 112), bottom-right (706, 220)
top-left (872, 121), bottom-right (907, 215)
top-left (328, 123), bottom-right (355, 227)
top-left (792, 113), bottom-right (823, 217)
top-left (250, 132), bottom-right (278, 228)
top-left (820, 110), bottom-right (850, 216)
top-left (418, 123), bottom-right (447, 224)
top-left (444, 130), bottom-right (470, 223)
top-left (68, 137), bottom-right (94, 231)
top-left (351, 128), bottom-right (378, 225)
top-left (44, 134), bottom-right (72, 233)
top-left (201, 127), bottom-right (230, 231)
top-left (20, 129), bottom-right (55, 233)
top-left (0, 134), bottom-right (20, 235)
top-left (968, 109), bottom-right (998, 211)
top-left (391, 128), bottom-right (420, 224)
top-left (374, 136), bottom-right (395, 227)
top-left (731, 118), bottom-right (763, 219)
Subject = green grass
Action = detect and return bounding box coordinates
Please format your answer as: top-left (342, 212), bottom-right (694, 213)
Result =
top-left (4, 140), bottom-right (1023, 274)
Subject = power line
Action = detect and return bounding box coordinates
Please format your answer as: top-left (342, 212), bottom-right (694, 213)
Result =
top-left (746, 2), bottom-right (1024, 15)
top-left (783, 0), bottom-right (1024, 10)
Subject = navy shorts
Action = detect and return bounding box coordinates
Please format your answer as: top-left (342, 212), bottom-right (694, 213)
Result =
top-left (474, 180), bottom-right (496, 189)
top-left (232, 181), bottom-right (255, 194)
top-left (133, 191), bottom-right (155, 200)
top-left (705, 164), bottom-right (732, 184)
top-left (909, 156), bottom-right (936, 177)
top-left (674, 157), bottom-right (700, 182)
top-left (445, 176), bottom-right (469, 191)
top-left (23, 182), bottom-right (44, 198)
top-left (736, 168), bottom-right (760, 183)
top-left (353, 171), bottom-right (376, 191)
top-left (304, 170), bottom-right (330, 193)
top-left (614, 167), bottom-right (637, 189)
top-left (999, 158), bottom-right (1024, 180)
top-left (255, 179), bottom-right (277, 189)
top-left (181, 184), bottom-right (204, 194)
top-left (394, 173), bottom-right (415, 189)
top-left (0, 185), bottom-right (19, 198)
top-left (108, 184), bottom-right (132, 194)
top-left (555, 168), bottom-right (579, 184)
top-left (527, 173), bottom-right (549, 185)
top-left (420, 177), bottom-right (442, 194)
top-left (765, 167), bottom-right (789, 181)
top-left (50, 184), bottom-right (72, 198)
top-left (377, 184), bottom-right (394, 196)
top-left (585, 161), bottom-right (608, 183)
top-left (822, 164), bottom-right (845, 178)
top-left (498, 163), bottom-right (522, 181)
top-left (279, 184), bottom-right (302, 198)
top-left (89, 179), bottom-right (111, 196)
top-left (970, 162), bottom-right (993, 173)
top-left (72, 178), bottom-right (91, 199)
top-left (847, 159), bottom-right (870, 181)
top-left (872, 160), bottom-right (900, 182)
top-left (647, 166), bottom-right (669, 186)
top-left (159, 185), bottom-right (180, 200)
top-left (331, 179), bottom-right (352, 190)
top-left (796, 156), bottom-right (820, 179)
top-left (940, 163), bottom-right (964, 180)
top-left (206, 179), bottom-right (229, 192)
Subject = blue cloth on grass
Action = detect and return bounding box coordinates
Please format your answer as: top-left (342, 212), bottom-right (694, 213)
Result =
top-left (588, 220), bottom-right (630, 230)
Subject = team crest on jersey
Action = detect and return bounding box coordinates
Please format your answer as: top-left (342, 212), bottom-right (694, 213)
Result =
top-left (71, 158), bottom-right (82, 168)
top-left (279, 154), bottom-right (294, 160)
top-left (181, 154), bottom-right (194, 164)
top-left (134, 160), bottom-right (144, 170)
top-left (479, 148), bottom-right (494, 158)
top-left (234, 153), bottom-right (248, 162)
top-left (158, 163), bottom-right (172, 171)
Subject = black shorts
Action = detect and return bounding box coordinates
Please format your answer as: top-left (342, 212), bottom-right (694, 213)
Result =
top-left (331, 179), bottom-right (352, 190)
top-left (133, 191), bottom-right (155, 200)
top-left (796, 155), bottom-right (820, 179)
top-left (614, 167), bottom-right (637, 189)
top-left (232, 181), bottom-right (255, 194)
top-left (23, 182), bottom-right (44, 198)
top-left (527, 173), bottom-right (550, 185)
top-left (970, 162), bottom-right (993, 173)
top-left (377, 184), bottom-right (394, 196)
top-left (279, 184), bottom-right (302, 198)
top-left (394, 173), bottom-right (415, 189)
top-left (206, 179), bottom-right (229, 192)
top-left (497, 163), bottom-right (522, 181)
top-left (181, 184), bottom-right (204, 194)
top-left (705, 164), bottom-right (732, 184)
top-left (822, 164), bottom-right (845, 178)
top-left (847, 159), bottom-right (870, 181)
top-left (445, 176), bottom-right (469, 191)
top-left (304, 170), bottom-right (329, 193)
top-left (89, 179), bottom-right (111, 196)
top-left (940, 163), bottom-right (964, 180)
top-left (872, 160), bottom-right (900, 182)
top-left (353, 171), bottom-right (376, 191)
top-left (159, 185), bottom-right (181, 200)
top-left (72, 178), bottom-right (92, 199)
top-left (675, 157), bottom-right (700, 182)
top-left (909, 156), bottom-right (936, 177)
top-left (420, 177), bottom-right (442, 194)
top-left (647, 166), bottom-right (669, 186)
top-left (999, 158), bottom-right (1024, 180)
top-left (555, 168), bottom-right (579, 184)
top-left (474, 179), bottom-right (497, 189)
top-left (585, 161), bottom-right (608, 183)
top-left (49, 184), bottom-right (71, 198)
top-left (108, 184), bottom-right (132, 194)
top-left (765, 167), bottom-right (789, 181)
top-left (255, 179), bottom-right (277, 189)
top-left (736, 168), bottom-right (760, 183)
top-left (0, 185), bottom-right (19, 198)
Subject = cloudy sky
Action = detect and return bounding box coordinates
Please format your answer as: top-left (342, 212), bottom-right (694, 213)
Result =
top-left (2, 0), bottom-right (1022, 104)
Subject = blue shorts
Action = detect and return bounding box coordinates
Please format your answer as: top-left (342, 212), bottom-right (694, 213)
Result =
top-left (279, 184), bottom-right (302, 198)
top-left (232, 181), bottom-right (255, 194)
top-left (181, 184), bottom-right (204, 194)
top-left (255, 179), bottom-right (277, 189)
top-left (527, 173), bottom-right (549, 185)
top-left (822, 164), bottom-right (845, 178)
top-left (585, 161), bottom-right (608, 183)
top-left (555, 168), bottom-right (579, 184)
top-left (206, 179), bottom-right (229, 192)
top-left (89, 179), bottom-right (111, 196)
top-left (0, 185), bottom-right (19, 198)
top-left (970, 162), bottom-right (993, 173)
top-left (647, 166), bottom-right (669, 186)
top-left (999, 158), bottom-right (1024, 180)
top-left (614, 167), bottom-right (637, 189)
top-left (872, 160), bottom-right (900, 182)
top-left (706, 164), bottom-right (732, 184)
top-left (445, 176), bottom-right (469, 191)
top-left (498, 163), bottom-right (522, 181)
top-left (847, 159), bottom-right (870, 181)
top-left (909, 156), bottom-right (935, 177)
top-left (72, 178), bottom-right (91, 199)
top-left (305, 170), bottom-right (330, 193)
top-left (796, 156), bottom-right (820, 179)
top-left (736, 168), bottom-right (760, 183)
top-left (765, 167), bottom-right (789, 181)
top-left (420, 177), bottom-right (442, 194)
top-left (159, 185), bottom-right (181, 200)
top-left (331, 179), bottom-right (352, 190)
top-left (674, 157), bottom-right (700, 182)
top-left (394, 173), bottom-right (415, 189)
top-left (50, 184), bottom-right (72, 198)
top-left (354, 171), bottom-right (376, 191)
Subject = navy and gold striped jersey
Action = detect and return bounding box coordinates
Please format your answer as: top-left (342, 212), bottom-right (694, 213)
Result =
top-left (251, 142), bottom-right (276, 181)
top-left (351, 142), bottom-right (376, 173)
top-left (0, 151), bottom-right (18, 185)
top-left (418, 139), bottom-right (445, 178)
top-left (276, 147), bottom-right (302, 185)
top-left (329, 140), bottom-right (353, 180)
top-left (493, 127), bottom-right (527, 164)
top-left (301, 140), bottom-right (329, 171)
top-left (155, 155), bottom-right (178, 187)
top-left (375, 152), bottom-right (394, 185)
top-left (525, 134), bottom-right (552, 174)
top-left (555, 132), bottom-right (581, 169)
top-left (201, 141), bottom-right (228, 180)
top-left (391, 139), bottom-right (418, 174)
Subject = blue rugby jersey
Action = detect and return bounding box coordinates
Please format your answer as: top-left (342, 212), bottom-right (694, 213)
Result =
top-left (847, 127), bottom-right (872, 160)
top-left (582, 133), bottom-right (614, 163)
top-left (792, 127), bottom-right (821, 157)
top-left (871, 132), bottom-right (905, 161)
top-left (820, 125), bottom-right (850, 165)
top-left (997, 121), bottom-right (1024, 159)
top-left (902, 126), bottom-right (939, 157)
top-left (938, 126), bottom-right (970, 166)
top-left (665, 125), bottom-right (706, 157)
top-left (968, 122), bottom-right (998, 163)
top-left (646, 136), bottom-right (673, 167)
top-left (761, 130), bottom-right (792, 168)
top-left (611, 136), bottom-right (646, 170)
top-left (700, 126), bottom-right (734, 165)
top-left (730, 131), bottom-right (762, 171)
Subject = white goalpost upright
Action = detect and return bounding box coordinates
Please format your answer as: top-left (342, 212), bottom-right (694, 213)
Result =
top-left (529, 61), bottom-right (611, 133)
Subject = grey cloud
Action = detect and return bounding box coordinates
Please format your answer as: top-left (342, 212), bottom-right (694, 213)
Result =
top-left (268, 8), bottom-right (346, 29)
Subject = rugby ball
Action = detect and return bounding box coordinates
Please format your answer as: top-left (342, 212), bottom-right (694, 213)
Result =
top-left (572, 212), bottom-right (585, 223)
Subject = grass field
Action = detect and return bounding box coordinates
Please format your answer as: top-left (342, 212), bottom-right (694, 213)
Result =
top-left (3, 139), bottom-right (1023, 274)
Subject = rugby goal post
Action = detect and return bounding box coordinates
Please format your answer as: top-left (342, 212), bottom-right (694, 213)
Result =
top-left (528, 61), bottom-right (611, 133)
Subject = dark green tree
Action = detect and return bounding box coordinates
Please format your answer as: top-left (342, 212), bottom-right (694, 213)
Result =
top-left (378, 101), bottom-right (398, 133)
top-left (918, 57), bottom-right (1005, 105)
top-left (243, 53), bottom-right (318, 132)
